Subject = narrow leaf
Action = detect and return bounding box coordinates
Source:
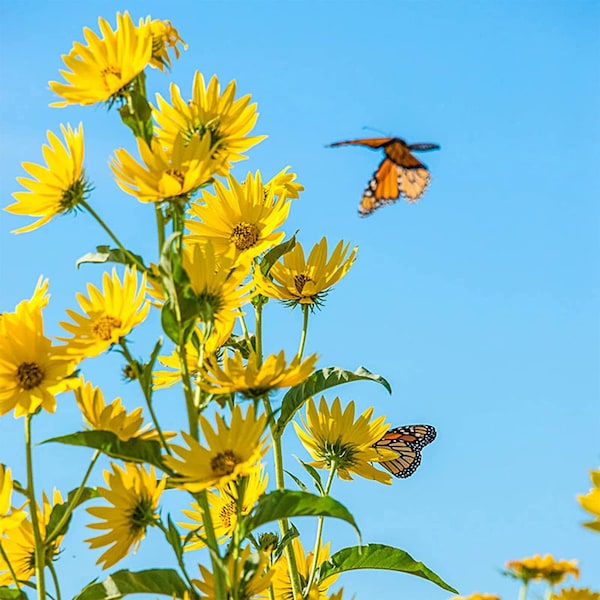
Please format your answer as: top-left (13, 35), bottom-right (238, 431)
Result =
top-left (245, 490), bottom-right (360, 538)
top-left (76, 246), bottom-right (145, 270)
top-left (295, 459), bottom-right (325, 495)
top-left (73, 568), bottom-right (188, 600)
top-left (46, 486), bottom-right (99, 538)
top-left (42, 431), bottom-right (167, 470)
top-left (318, 544), bottom-right (457, 593)
top-left (0, 588), bottom-right (28, 599)
top-left (276, 366), bottom-right (392, 435)
top-left (260, 233), bottom-right (297, 275)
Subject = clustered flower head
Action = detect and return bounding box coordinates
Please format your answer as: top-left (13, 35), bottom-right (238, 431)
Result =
top-left (85, 463), bottom-right (166, 569)
top-left (0, 490), bottom-right (64, 585)
top-left (164, 404), bottom-right (269, 493)
top-left (295, 396), bottom-right (397, 484)
top-left (58, 266), bottom-right (149, 359)
top-left (254, 237), bottom-right (357, 309)
top-left (199, 349), bottom-right (318, 399)
top-left (0, 278), bottom-right (79, 417)
top-left (154, 71), bottom-right (265, 173)
top-left (6, 123), bottom-right (89, 234)
top-left (505, 554), bottom-right (580, 585)
top-left (49, 12), bottom-right (153, 107)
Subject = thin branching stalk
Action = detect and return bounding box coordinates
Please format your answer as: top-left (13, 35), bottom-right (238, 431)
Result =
top-left (79, 199), bottom-right (144, 271)
top-left (296, 304), bottom-right (310, 360)
top-left (0, 542), bottom-right (20, 590)
top-left (120, 340), bottom-right (172, 454)
top-left (305, 464), bottom-right (337, 596)
top-left (45, 450), bottom-right (101, 546)
top-left (156, 520), bottom-right (195, 588)
top-left (195, 490), bottom-right (226, 599)
top-left (25, 415), bottom-right (46, 600)
top-left (47, 560), bottom-right (61, 600)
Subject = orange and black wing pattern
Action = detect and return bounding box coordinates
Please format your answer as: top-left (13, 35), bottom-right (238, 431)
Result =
top-left (328, 137), bottom-right (440, 217)
top-left (374, 424), bottom-right (436, 478)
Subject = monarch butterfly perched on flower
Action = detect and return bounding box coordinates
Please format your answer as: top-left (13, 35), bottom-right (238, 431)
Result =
top-left (328, 137), bottom-right (440, 217)
top-left (374, 424), bottom-right (436, 478)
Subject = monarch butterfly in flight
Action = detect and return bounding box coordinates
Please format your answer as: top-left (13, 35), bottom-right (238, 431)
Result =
top-left (374, 424), bottom-right (436, 478)
top-left (328, 137), bottom-right (440, 217)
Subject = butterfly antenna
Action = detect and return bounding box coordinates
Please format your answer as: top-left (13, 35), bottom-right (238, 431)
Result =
top-left (362, 125), bottom-right (391, 136)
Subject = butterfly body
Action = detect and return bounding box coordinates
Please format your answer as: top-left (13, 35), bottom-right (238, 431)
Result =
top-left (328, 137), bottom-right (440, 217)
top-left (374, 424), bottom-right (436, 478)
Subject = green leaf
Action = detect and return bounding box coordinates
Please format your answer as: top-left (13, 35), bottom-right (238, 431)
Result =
top-left (138, 338), bottom-right (163, 398)
top-left (260, 233), bottom-right (297, 275)
top-left (76, 246), bottom-right (146, 270)
top-left (165, 515), bottom-right (184, 562)
top-left (276, 366), bottom-right (392, 435)
top-left (0, 588), bottom-right (28, 599)
top-left (295, 459), bottom-right (325, 495)
top-left (245, 490), bottom-right (360, 538)
top-left (318, 544), bottom-right (458, 593)
top-left (42, 431), bottom-right (167, 471)
top-left (46, 486), bottom-right (99, 539)
top-left (284, 469), bottom-right (310, 493)
top-left (73, 568), bottom-right (188, 599)
top-left (224, 334), bottom-right (256, 358)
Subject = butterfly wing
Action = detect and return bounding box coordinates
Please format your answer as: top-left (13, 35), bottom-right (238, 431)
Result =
top-left (359, 160), bottom-right (432, 216)
top-left (374, 425), bottom-right (436, 478)
top-left (359, 158), bottom-right (400, 217)
top-left (328, 137), bottom-right (395, 150)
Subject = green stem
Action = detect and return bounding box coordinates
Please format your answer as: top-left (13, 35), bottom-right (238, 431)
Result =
top-left (255, 304), bottom-right (263, 366)
top-left (519, 582), bottom-right (529, 600)
top-left (80, 199), bottom-right (145, 271)
top-left (25, 415), bottom-right (46, 600)
top-left (195, 490), bottom-right (226, 599)
top-left (155, 204), bottom-right (166, 257)
top-left (45, 451), bottom-right (100, 546)
top-left (0, 542), bottom-right (21, 589)
top-left (305, 464), bottom-right (337, 597)
top-left (47, 560), bottom-right (61, 600)
top-left (179, 340), bottom-right (200, 440)
top-left (120, 340), bottom-right (172, 454)
top-left (255, 300), bottom-right (301, 598)
top-left (156, 520), bottom-right (195, 588)
top-left (296, 304), bottom-right (310, 360)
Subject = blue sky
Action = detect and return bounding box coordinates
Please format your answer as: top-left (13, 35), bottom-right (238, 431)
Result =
top-left (1, 1), bottom-right (599, 599)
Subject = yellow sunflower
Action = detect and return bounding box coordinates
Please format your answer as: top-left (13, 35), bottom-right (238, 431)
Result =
top-left (85, 463), bottom-right (166, 570)
top-left (553, 589), bottom-right (600, 600)
top-left (186, 171), bottom-right (291, 262)
top-left (74, 377), bottom-right (170, 442)
top-left (110, 133), bottom-right (218, 204)
top-left (153, 72), bottom-right (265, 174)
top-left (0, 466), bottom-right (27, 535)
top-left (0, 279), bottom-right (79, 417)
top-left (58, 267), bottom-right (149, 359)
top-left (5, 123), bottom-right (89, 234)
top-left (578, 467), bottom-right (600, 532)
top-left (181, 467), bottom-right (268, 550)
top-left (140, 17), bottom-right (187, 71)
top-left (183, 242), bottom-right (254, 326)
top-left (153, 319), bottom-right (236, 390)
top-left (49, 12), bottom-right (152, 107)
top-left (294, 396), bottom-right (396, 484)
top-left (199, 349), bottom-right (317, 399)
top-left (0, 490), bottom-right (63, 586)
top-left (271, 537), bottom-right (339, 600)
top-left (254, 237), bottom-right (357, 309)
top-left (505, 554), bottom-right (579, 585)
top-left (266, 166), bottom-right (304, 201)
top-left (192, 545), bottom-right (275, 599)
top-left (164, 404), bottom-right (269, 493)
